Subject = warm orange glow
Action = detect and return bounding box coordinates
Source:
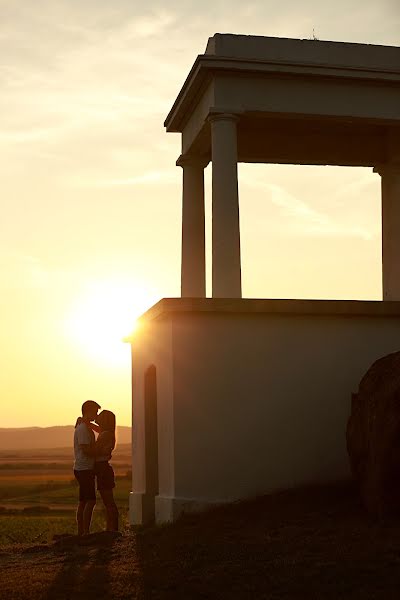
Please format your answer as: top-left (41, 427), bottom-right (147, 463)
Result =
top-left (65, 279), bottom-right (157, 366)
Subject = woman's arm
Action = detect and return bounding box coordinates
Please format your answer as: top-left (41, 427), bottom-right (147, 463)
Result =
top-left (88, 422), bottom-right (100, 433)
top-left (75, 417), bottom-right (100, 433)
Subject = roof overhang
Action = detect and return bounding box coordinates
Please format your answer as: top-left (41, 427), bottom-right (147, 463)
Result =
top-left (164, 34), bottom-right (400, 133)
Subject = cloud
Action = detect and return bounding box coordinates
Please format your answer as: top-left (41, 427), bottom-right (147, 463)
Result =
top-left (240, 174), bottom-right (377, 240)
top-left (1, 0), bottom-right (398, 182)
top-left (74, 169), bottom-right (178, 187)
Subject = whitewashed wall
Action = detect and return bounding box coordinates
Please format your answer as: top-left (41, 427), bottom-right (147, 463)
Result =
top-left (129, 300), bottom-right (400, 524)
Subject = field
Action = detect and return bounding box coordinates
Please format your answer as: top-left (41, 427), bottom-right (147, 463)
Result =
top-left (0, 445), bottom-right (132, 545)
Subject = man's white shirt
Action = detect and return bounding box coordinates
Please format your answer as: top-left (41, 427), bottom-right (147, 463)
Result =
top-left (74, 422), bottom-right (95, 470)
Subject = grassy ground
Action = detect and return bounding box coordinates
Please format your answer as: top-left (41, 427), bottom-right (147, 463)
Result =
top-left (0, 477), bottom-right (131, 509)
top-left (0, 509), bottom-right (130, 545)
top-left (2, 482), bottom-right (400, 599)
top-left (0, 475), bottom-right (131, 545)
top-left (0, 446), bottom-right (131, 545)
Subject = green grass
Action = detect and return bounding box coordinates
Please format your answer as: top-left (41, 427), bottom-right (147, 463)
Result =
top-left (0, 451), bottom-right (132, 548)
top-left (0, 477), bottom-right (131, 506)
top-left (0, 508), bottom-right (129, 546)
top-left (0, 472), bottom-right (131, 547)
top-left (0, 514), bottom-right (81, 545)
top-left (25, 477), bottom-right (130, 505)
top-left (0, 478), bottom-right (75, 501)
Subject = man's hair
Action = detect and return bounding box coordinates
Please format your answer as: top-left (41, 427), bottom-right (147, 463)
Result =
top-left (81, 400), bottom-right (101, 416)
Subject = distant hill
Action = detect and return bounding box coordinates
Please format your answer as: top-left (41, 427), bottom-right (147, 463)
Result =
top-left (0, 426), bottom-right (131, 450)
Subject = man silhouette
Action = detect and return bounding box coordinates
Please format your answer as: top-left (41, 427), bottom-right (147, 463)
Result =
top-left (73, 400), bottom-right (101, 535)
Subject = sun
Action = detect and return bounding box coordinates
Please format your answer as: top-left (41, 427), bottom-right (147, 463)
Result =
top-left (66, 279), bottom-right (158, 366)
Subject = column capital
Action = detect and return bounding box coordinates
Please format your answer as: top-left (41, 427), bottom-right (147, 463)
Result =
top-left (176, 154), bottom-right (209, 169)
top-left (207, 111), bottom-right (240, 124)
top-left (374, 163), bottom-right (400, 176)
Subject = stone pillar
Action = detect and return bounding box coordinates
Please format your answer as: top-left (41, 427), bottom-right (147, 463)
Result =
top-left (375, 164), bottom-right (400, 300)
top-left (177, 155), bottom-right (206, 297)
top-left (209, 113), bottom-right (242, 298)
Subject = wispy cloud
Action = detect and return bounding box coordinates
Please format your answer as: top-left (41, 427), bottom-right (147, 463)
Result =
top-left (240, 174), bottom-right (378, 240)
top-left (75, 169), bottom-right (178, 187)
top-left (1, 0), bottom-right (398, 181)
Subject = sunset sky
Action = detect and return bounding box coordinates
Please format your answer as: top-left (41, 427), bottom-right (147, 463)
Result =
top-left (1, 0), bottom-right (399, 427)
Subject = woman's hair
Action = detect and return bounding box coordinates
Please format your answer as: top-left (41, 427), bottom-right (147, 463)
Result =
top-left (98, 410), bottom-right (116, 450)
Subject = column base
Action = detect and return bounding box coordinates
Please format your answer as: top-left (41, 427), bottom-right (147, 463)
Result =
top-left (129, 492), bottom-right (156, 525)
top-left (155, 495), bottom-right (223, 523)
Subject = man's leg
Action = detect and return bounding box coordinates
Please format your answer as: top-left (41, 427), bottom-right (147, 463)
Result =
top-left (83, 499), bottom-right (96, 535)
top-left (76, 500), bottom-right (86, 536)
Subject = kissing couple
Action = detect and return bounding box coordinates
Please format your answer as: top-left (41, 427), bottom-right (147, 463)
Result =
top-left (73, 400), bottom-right (119, 535)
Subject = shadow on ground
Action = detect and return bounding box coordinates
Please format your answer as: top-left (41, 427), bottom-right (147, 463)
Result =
top-left (3, 483), bottom-right (400, 599)
top-left (44, 533), bottom-right (122, 600)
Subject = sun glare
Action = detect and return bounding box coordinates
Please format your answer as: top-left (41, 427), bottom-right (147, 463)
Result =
top-left (66, 279), bottom-right (158, 366)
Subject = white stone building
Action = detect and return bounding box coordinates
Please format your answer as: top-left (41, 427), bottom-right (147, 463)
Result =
top-left (129, 34), bottom-right (400, 524)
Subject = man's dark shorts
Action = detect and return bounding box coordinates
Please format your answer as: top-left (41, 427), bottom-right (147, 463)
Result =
top-left (95, 461), bottom-right (115, 491)
top-left (74, 469), bottom-right (96, 501)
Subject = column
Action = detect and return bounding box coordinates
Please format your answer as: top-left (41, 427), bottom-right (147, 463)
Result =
top-left (375, 164), bottom-right (400, 300)
top-left (209, 113), bottom-right (242, 298)
top-left (177, 155), bottom-right (206, 297)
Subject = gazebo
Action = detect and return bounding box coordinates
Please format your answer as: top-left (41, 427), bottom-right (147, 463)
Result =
top-left (129, 34), bottom-right (400, 524)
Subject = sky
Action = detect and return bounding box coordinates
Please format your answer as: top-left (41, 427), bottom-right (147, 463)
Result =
top-left (1, 0), bottom-right (399, 427)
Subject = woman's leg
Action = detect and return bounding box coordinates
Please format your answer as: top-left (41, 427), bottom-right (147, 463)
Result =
top-left (99, 488), bottom-right (119, 531)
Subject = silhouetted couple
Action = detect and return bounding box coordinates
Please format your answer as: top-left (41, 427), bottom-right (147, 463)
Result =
top-left (73, 400), bottom-right (119, 535)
